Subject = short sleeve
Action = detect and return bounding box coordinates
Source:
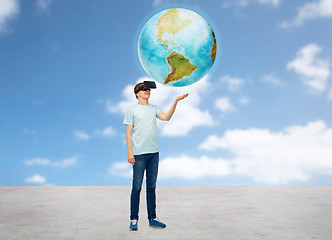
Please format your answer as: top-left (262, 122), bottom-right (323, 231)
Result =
top-left (154, 105), bottom-right (161, 117)
top-left (123, 108), bottom-right (134, 125)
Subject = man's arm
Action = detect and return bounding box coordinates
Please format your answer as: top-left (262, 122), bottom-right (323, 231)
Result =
top-left (157, 93), bottom-right (189, 121)
top-left (126, 124), bottom-right (135, 165)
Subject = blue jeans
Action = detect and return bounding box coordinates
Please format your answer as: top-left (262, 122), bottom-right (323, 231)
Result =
top-left (130, 152), bottom-right (159, 220)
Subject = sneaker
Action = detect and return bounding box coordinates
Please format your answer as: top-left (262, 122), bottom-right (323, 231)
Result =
top-left (149, 218), bottom-right (166, 228)
top-left (129, 219), bottom-right (138, 231)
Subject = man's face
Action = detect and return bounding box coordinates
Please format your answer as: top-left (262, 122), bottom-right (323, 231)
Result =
top-left (137, 89), bottom-right (150, 99)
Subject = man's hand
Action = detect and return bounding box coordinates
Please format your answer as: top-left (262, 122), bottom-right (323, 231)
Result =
top-left (176, 93), bottom-right (189, 101)
top-left (157, 93), bottom-right (189, 121)
top-left (128, 153), bottom-right (135, 165)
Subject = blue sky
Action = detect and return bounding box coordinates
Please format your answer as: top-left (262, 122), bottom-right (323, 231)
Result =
top-left (1, 0), bottom-right (332, 186)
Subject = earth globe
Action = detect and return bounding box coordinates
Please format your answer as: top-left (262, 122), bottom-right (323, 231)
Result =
top-left (138, 8), bottom-right (217, 87)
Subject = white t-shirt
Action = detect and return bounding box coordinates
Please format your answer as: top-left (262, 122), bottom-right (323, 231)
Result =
top-left (123, 104), bottom-right (161, 155)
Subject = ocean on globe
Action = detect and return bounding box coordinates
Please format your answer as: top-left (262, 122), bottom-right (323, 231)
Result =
top-left (138, 8), bottom-right (217, 87)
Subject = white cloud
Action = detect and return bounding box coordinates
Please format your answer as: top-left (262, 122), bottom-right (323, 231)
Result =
top-left (223, 0), bottom-right (250, 7)
top-left (107, 75), bottom-right (214, 137)
top-left (215, 97), bottom-right (235, 112)
top-left (24, 156), bottom-right (77, 168)
top-left (220, 75), bottom-right (245, 92)
top-left (109, 155), bottom-right (232, 180)
top-left (258, 0), bottom-right (280, 7)
top-left (110, 121), bottom-right (332, 184)
top-left (223, 0), bottom-right (280, 8)
top-left (24, 158), bottom-right (50, 166)
top-left (158, 155), bottom-right (232, 179)
top-left (75, 127), bottom-right (117, 140)
top-left (239, 97), bottom-right (250, 105)
top-left (261, 73), bottom-right (281, 85)
top-left (52, 157), bottom-right (77, 168)
top-left (74, 131), bottom-right (90, 141)
top-left (199, 120), bottom-right (332, 184)
top-left (94, 126), bottom-right (117, 138)
top-left (287, 43), bottom-right (330, 91)
top-left (152, 0), bottom-right (164, 7)
top-left (105, 80), bottom-right (140, 115)
top-left (36, 0), bottom-right (52, 11)
top-left (0, 0), bottom-right (19, 34)
top-left (108, 162), bottom-right (132, 178)
top-left (25, 174), bottom-right (46, 184)
top-left (280, 0), bottom-right (332, 28)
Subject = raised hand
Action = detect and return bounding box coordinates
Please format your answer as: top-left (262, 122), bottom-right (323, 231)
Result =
top-left (176, 93), bottom-right (189, 101)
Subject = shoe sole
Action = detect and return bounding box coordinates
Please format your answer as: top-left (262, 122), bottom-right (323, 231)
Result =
top-left (149, 225), bottom-right (166, 228)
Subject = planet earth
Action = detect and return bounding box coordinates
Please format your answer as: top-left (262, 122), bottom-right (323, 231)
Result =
top-left (138, 8), bottom-right (217, 87)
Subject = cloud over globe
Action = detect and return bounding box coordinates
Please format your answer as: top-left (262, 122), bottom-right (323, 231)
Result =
top-left (138, 8), bottom-right (217, 87)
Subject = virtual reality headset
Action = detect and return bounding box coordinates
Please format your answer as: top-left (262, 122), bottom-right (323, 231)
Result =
top-left (134, 81), bottom-right (156, 94)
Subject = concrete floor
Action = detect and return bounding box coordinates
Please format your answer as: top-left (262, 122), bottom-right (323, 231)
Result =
top-left (0, 186), bottom-right (331, 240)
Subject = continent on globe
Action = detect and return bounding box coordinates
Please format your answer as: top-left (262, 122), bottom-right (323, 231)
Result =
top-left (165, 51), bottom-right (198, 84)
top-left (211, 31), bottom-right (217, 62)
top-left (156, 8), bottom-right (192, 51)
top-left (138, 8), bottom-right (217, 87)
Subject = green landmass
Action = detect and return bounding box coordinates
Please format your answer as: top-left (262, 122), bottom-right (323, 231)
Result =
top-left (164, 51), bottom-right (198, 84)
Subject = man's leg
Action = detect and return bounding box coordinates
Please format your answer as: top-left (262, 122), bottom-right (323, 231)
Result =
top-left (146, 152), bottom-right (159, 220)
top-left (130, 154), bottom-right (147, 220)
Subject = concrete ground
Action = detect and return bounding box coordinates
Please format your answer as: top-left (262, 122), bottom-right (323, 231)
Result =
top-left (0, 186), bottom-right (331, 240)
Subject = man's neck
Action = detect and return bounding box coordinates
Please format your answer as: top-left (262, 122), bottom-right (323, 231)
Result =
top-left (138, 99), bottom-right (149, 105)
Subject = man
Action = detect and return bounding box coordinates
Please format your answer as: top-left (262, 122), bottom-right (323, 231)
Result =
top-left (123, 81), bottom-right (188, 231)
